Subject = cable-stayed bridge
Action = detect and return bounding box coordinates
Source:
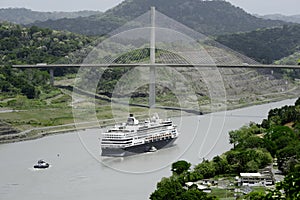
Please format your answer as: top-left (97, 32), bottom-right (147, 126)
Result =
top-left (11, 7), bottom-right (300, 109)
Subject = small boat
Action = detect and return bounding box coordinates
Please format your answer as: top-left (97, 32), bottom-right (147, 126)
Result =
top-left (149, 146), bottom-right (157, 152)
top-left (34, 160), bottom-right (50, 169)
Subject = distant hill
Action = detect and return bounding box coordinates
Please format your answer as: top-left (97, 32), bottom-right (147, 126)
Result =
top-left (0, 8), bottom-right (102, 24)
top-left (258, 14), bottom-right (300, 24)
top-left (30, 0), bottom-right (286, 36)
top-left (216, 24), bottom-right (300, 64)
top-left (31, 14), bottom-right (126, 36)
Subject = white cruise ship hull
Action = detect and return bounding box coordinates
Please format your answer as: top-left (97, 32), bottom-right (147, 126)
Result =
top-left (101, 137), bottom-right (177, 157)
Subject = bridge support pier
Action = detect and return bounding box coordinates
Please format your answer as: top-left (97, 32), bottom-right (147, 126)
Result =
top-left (149, 66), bottom-right (156, 108)
top-left (49, 68), bottom-right (54, 86)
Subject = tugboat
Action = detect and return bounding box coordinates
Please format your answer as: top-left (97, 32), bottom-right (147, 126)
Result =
top-left (34, 160), bottom-right (50, 169)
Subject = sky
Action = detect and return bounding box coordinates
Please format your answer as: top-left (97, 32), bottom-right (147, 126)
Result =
top-left (0, 0), bottom-right (299, 15)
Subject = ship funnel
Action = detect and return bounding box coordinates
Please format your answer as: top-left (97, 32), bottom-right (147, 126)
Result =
top-left (127, 114), bottom-right (139, 125)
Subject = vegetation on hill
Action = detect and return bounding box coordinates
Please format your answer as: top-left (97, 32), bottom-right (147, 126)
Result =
top-left (0, 22), bottom-right (94, 106)
top-left (150, 98), bottom-right (300, 199)
top-left (0, 65), bottom-right (49, 99)
top-left (0, 22), bottom-right (94, 65)
top-left (30, 0), bottom-right (286, 36)
top-left (31, 14), bottom-right (126, 36)
top-left (258, 14), bottom-right (300, 24)
top-left (107, 0), bottom-right (285, 34)
top-left (216, 24), bottom-right (300, 64)
top-left (0, 8), bottom-right (102, 24)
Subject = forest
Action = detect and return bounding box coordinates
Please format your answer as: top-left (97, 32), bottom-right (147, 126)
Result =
top-left (0, 22), bottom-right (94, 65)
top-left (0, 22), bottom-right (96, 99)
top-left (216, 24), bottom-right (300, 64)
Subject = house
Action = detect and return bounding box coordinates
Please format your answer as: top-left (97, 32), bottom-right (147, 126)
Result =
top-left (239, 172), bottom-right (274, 186)
top-left (185, 182), bottom-right (212, 193)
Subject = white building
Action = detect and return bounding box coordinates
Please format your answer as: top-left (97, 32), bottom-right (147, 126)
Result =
top-left (240, 172), bottom-right (273, 186)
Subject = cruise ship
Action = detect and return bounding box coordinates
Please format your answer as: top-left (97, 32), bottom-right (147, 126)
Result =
top-left (101, 114), bottom-right (179, 157)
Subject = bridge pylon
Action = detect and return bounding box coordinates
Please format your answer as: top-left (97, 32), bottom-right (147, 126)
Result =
top-left (149, 6), bottom-right (156, 108)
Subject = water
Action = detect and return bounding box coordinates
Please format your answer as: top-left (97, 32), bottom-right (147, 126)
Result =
top-left (0, 99), bottom-right (297, 200)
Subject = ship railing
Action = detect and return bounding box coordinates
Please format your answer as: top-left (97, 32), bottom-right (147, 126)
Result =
top-left (137, 128), bottom-right (173, 136)
top-left (144, 133), bottom-right (173, 142)
top-left (103, 135), bottom-right (134, 139)
top-left (101, 144), bottom-right (131, 148)
top-left (101, 140), bottom-right (132, 144)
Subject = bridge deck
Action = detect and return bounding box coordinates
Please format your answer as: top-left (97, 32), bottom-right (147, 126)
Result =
top-left (12, 63), bottom-right (300, 69)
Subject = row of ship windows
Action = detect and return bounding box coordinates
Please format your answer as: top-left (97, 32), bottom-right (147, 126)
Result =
top-left (102, 141), bottom-right (132, 144)
top-left (107, 129), bottom-right (135, 133)
top-left (138, 129), bottom-right (173, 136)
top-left (145, 134), bottom-right (172, 140)
top-left (138, 125), bottom-right (171, 132)
top-left (104, 129), bottom-right (172, 139)
top-left (102, 138), bottom-right (133, 142)
top-left (104, 135), bottom-right (132, 139)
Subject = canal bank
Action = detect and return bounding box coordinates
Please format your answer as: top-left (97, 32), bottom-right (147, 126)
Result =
top-left (0, 96), bottom-right (297, 144)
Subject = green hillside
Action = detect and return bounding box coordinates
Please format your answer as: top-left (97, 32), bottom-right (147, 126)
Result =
top-left (30, 0), bottom-right (286, 36)
top-left (0, 8), bottom-right (102, 24)
top-left (216, 24), bottom-right (300, 64)
top-left (0, 22), bottom-right (95, 99)
top-left (0, 22), bottom-right (94, 65)
top-left (259, 14), bottom-right (300, 24)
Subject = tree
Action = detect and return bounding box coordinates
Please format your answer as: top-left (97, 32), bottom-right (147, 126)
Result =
top-left (0, 80), bottom-right (12, 92)
top-left (246, 160), bottom-right (259, 172)
top-left (213, 155), bottom-right (230, 175)
top-left (242, 136), bottom-right (265, 149)
top-left (178, 189), bottom-right (217, 200)
top-left (277, 146), bottom-right (298, 173)
top-left (21, 83), bottom-right (37, 99)
top-left (150, 177), bottom-right (185, 200)
top-left (225, 148), bottom-right (272, 173)
top-left (228, 125), bottom-right (261, 149)
top-left (254, 149), bottom-right (272, 168)
top-left (171, 160), bottom-right (191, 175)
top-left (263, 138), bottom-right (277, 157)
top-left (194, 160), bottom-right (216, 179)
top-left (226, 150), bottom-right (242, 172)
top-left (245, 191), bottom-right (266, 200)
top-left (265, 126), bottom-right (295, 142)
top-left (185, 171), bottom-right (203, 182)
top-left (295, 97), bottom-right (300, 106)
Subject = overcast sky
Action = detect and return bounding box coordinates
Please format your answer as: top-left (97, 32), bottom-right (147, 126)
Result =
top-left (0, 0), bottom-right (299, 15)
